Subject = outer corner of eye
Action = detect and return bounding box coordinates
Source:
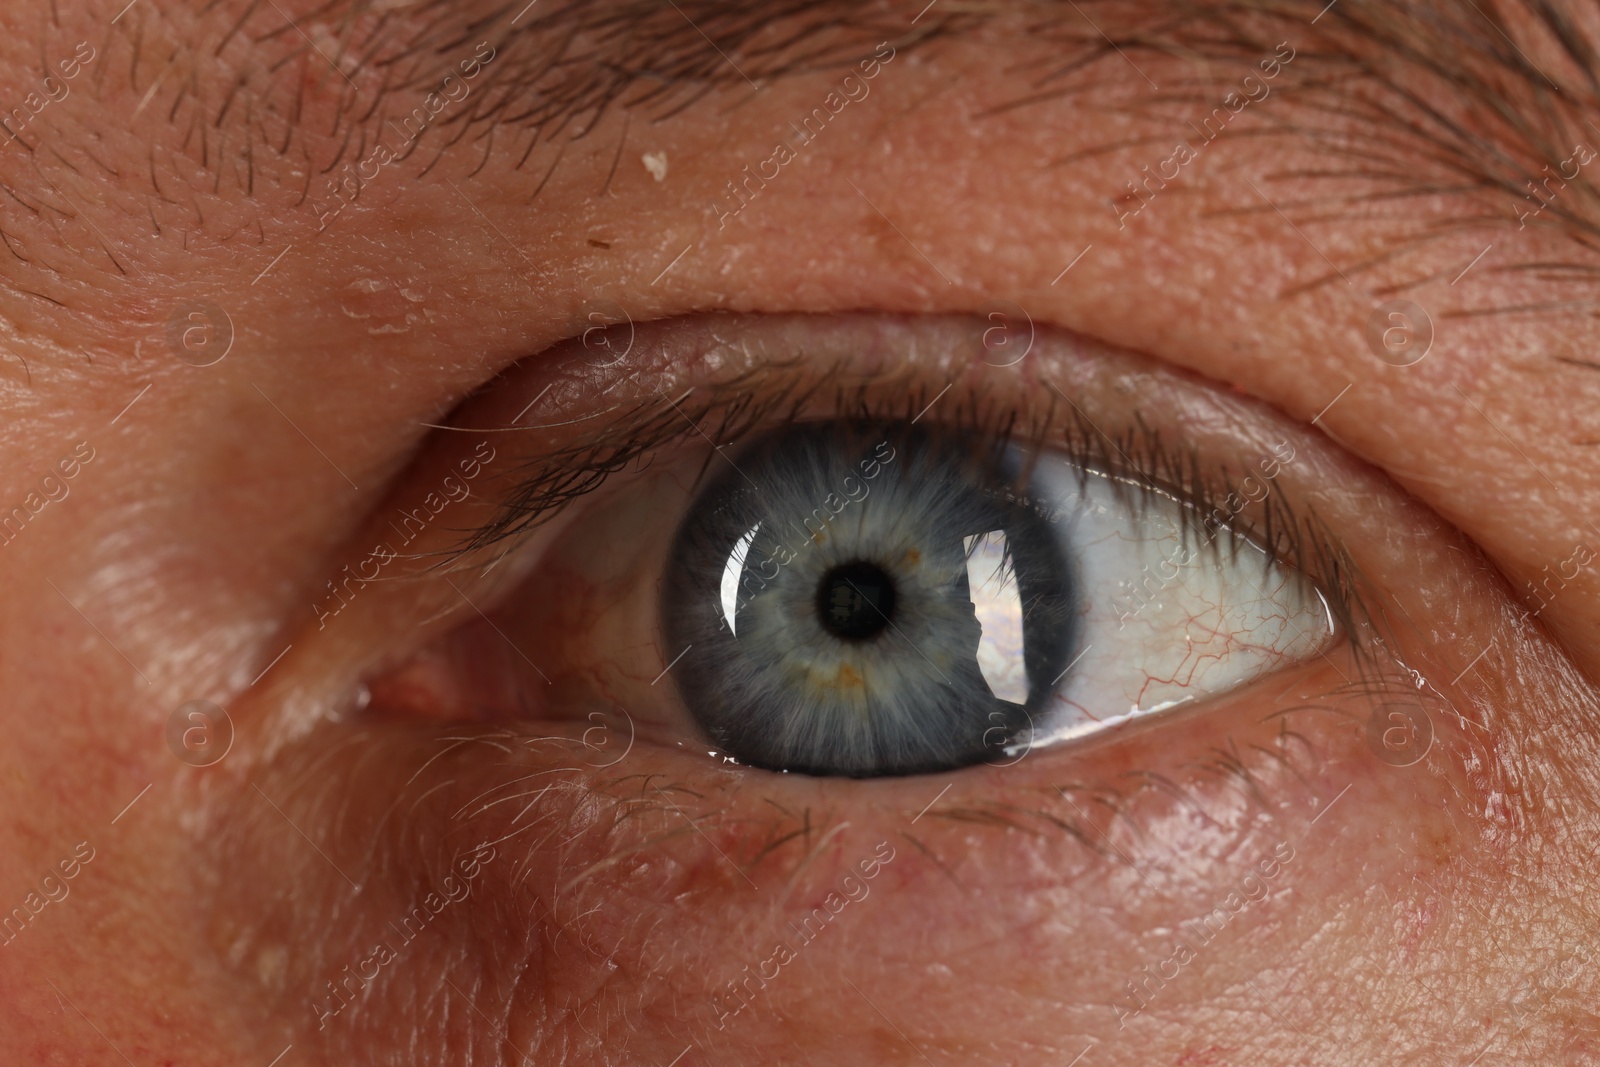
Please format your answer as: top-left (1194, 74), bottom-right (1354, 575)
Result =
top-left (653, 415), bottom-right (1336, 779)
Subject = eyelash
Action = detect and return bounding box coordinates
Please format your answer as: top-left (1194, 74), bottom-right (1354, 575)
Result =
top-left (434, 356), bottom-right (1381, 677)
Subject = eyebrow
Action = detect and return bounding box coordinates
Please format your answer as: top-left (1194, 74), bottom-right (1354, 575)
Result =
top-left (1012, 1), bottom-right (1600, 275)
top-left (39, 0), bottom-right (1589, 169)
top-left (3, 0), bottom-right (1599, 285)
top-left (69, 0), bottom-right (913, 188)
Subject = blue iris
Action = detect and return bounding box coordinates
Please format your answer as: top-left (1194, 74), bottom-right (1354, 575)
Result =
top-left (660, 421), bottom-right (1077, 777)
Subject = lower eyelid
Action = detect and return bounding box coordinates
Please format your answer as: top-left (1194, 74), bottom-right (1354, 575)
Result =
top-left (214, 633), bottom-right (1479, 1059)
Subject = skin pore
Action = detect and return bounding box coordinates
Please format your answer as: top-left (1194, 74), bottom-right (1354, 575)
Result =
top-left (3, 0), bottom-right (1600, 1064)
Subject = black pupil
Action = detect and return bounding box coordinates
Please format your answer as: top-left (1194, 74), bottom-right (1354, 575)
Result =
top-left (817, 561), bottom-right (897, 641)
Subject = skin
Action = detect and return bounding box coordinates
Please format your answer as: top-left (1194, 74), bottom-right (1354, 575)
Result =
top-left (3, 1), bottom-right (1600, 1065)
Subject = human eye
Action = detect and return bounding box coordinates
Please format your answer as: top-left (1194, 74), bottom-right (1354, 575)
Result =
top-left (232, 300), bottom-right (1480, 1061)
top-left (24, 1), bottom-right (1600, 1064)
top-left (357, 314), bottom-right (1338, 781)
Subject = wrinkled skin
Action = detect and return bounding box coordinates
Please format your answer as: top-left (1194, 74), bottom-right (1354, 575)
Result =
top-left (3, 1), bottom-right (1600, 1065)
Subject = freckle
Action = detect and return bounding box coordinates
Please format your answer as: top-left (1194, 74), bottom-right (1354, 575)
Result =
top-left (901, 547), bottom-right (921, 567)
top-left (834, 664), bottom-right (865, 690)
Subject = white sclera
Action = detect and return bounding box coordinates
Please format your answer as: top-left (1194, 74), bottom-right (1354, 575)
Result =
top-left (1025, 458), bottom-right (1332, 747)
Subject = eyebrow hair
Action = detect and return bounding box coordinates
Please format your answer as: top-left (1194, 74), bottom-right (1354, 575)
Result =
top-left (31, 0), bottom-right (1590, 176)
top-left (1015, 0), bottom-right (1600, 282)
top-left (70, 0), bottom-right (928, 192)
top-left (2, 0), bottom-right (1598, 296)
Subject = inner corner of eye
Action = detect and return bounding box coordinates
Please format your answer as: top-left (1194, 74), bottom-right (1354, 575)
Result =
top-left (656, 417), bottom-right (1335, 779)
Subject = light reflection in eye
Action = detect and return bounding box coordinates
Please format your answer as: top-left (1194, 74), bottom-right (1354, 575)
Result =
top-left (962, 530), bottom-right (1029, 705)
top-left (720, 522), bottom-right (762, 636)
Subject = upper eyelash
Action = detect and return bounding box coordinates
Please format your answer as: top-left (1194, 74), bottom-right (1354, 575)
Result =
top-left (451, 358), bottom-right (823, 555)
top-left (434, 359), bottom-right (1384, 672)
